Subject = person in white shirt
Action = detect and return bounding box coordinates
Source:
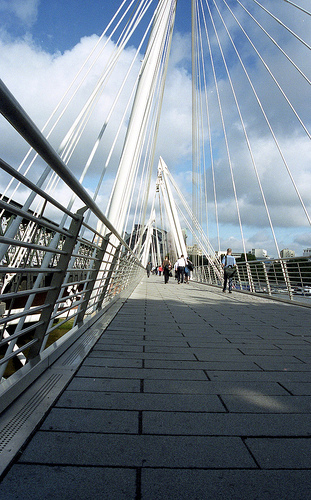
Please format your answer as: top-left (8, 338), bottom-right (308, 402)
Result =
top-left (222, 248), bottom-right (236, 293)
top-left (176, 254), bottom-right (187, 284)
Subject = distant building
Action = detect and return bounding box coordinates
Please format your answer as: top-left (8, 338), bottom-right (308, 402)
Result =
top-left (280, 248), bottom-right (295, 259)
top-left (251, 248), bottom-right (268, 259)
top-left (303, 248), bottom-right (311, 257)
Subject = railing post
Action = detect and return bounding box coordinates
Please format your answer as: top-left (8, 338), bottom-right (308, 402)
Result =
top-left (75, 233), bottom-right (111, 326)
top-left (262, 261), bottom-right (272, 296)
top-left (26, 209), bottom-right (84, 360)
top-left (246, 261), bottom-right (255, 293)
top-left (235, 266), bottom-right (242, 291)
top-left (280, 259), bottom-right (293, 300)
top-left (96, 244), bottom-right (122, 311)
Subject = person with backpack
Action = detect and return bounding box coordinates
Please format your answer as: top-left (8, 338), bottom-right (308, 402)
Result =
top-left (162, 255), bottom-right (172, 284)
top-left (222, 248), bottom-right (237, 293)
top-left (184, 258), bottom-right (193, 283)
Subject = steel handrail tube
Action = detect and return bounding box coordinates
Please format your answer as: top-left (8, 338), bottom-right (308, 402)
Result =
top-left (0, 199), bottom-right (73, 238)
top-left (0, 339), bottom-right (38, 366)
top-left (0, 79), bottom-right (140, 262)
top-left (0, 286), bottom-right (57, 301)
top-left (0, 303), bottom-right (51, 325)
top-left (0, 157), bottom-right (78, 219)
top-left (0, 267), bottom-right (62, 273)
top-left (0, 236), bottom-right (67, 255)
top-left (0, 321), bottom-right (45, 347)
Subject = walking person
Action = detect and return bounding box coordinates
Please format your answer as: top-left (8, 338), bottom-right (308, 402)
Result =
top-left (146, 262), bottom-right (152, 278)
top-left (222, 248), bottom-right (237, 293)
top-left (162, 255), bottom-right (171, 284)
top-left (176, 254), bottom-right (187, 284)
top-left (174, 260), bottom-right (179, 280)
top-left (184, 257), bottom-right (193, 284)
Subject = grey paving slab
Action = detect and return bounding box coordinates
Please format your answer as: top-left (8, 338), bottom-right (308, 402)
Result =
top-left (254, 360), bottom-right (311, 371)
top-left (246, 437), bottom-right (311, 468)
top-left (143, 380), bottom-right (289, 395)
top-left (41, 407), bottom-right (139, 433)
top-left (0, 465), bottom-right (137, 500)
top-left (194, 360), bottom-right (261, 370)
top-left (89, 343), bottom-right (144, 352)
top-left (82, 357), bottom-right (143, 368)
top-left (99, 339), bottom-right (190, 347)
top-left (141, 469), bottom-right (311, 500)
top-left (88, 350), bottom-right (198, 361)
top-left (221, 394), bottom-right (311, 413)
top-left (67, 377), bottom-right (141, 392)
top-left (143, 412), bottom-right (311, 436)
top-left (208, 370), bottom-right (311, 382)
top-left (244, 355), bottom-right (305, 364)
top-left (281, 382), bottom-right (311, 395)
top-left (144, 357), bottom-right (252, 368)
top-left (56, 391), bottom-right (224, 412)
top-left (19, 432), bottom-right (256, 468)
top-left (76, 366), bottom-right (209, 379)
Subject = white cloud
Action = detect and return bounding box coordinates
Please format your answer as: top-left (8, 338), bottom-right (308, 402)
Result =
top-left (0, 0), bottom-right (39, 27)
top-left (0, 1), bottom-right (310, 258)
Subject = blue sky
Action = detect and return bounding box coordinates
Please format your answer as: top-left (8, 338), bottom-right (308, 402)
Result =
top-left (1, 0), bottom-right (310, 257)
top-left (0, 0), bottom-right (192, 53)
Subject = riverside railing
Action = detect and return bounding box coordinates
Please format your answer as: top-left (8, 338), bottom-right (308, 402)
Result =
top-left (194, 257), bottom-right (311, 305)
top-left (0, 80), bottom-right (144, 407)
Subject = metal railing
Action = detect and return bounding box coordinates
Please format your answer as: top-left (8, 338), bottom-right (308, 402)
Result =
top-left (0, 79), bottom-right (144, 405)
top-left (194, 257), bottom-right (311, 305)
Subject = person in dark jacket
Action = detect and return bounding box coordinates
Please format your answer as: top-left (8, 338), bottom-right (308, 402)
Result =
top-left (222, 248), bottom-right (236, 293)
top-left (146, 262), bottom-right (152, 277)
top-left (162, 256), bottom-right (171, 284)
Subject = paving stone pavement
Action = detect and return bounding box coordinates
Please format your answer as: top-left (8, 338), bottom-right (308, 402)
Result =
top-left (1, 276), bottom-right (311, 499)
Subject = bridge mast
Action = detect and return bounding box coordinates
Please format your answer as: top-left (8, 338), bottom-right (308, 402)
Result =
top-left (105, 0), bottom-right (177, 236)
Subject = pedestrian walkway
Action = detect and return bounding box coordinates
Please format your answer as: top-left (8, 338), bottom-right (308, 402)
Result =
top-left (1, 276), bottom-right (311, 499)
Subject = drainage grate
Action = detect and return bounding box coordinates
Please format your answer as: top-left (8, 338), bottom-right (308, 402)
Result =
top-left (0, 373), bottom-right (63, 454)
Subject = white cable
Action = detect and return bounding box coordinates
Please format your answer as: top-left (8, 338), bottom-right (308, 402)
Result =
top-left (221, 0), bottom-right (311, 225)
top-left (282, 0), bottom-right (311, 16)
top-left (211, 0), bottom-right (282, 258)
top-left (236, 0), bottom-right (311, 86)
top-left (0, 0), bottom-right (136, 208)
top-left (250, 0), bottom-right (311, 50)
top-left (202, 0), bottom-right (249, 258)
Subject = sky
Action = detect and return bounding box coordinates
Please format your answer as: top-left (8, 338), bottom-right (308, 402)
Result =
top-left (0, 0), bottom-right (310, 258)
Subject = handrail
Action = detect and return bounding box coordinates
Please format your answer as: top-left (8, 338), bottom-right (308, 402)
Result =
top-left (194, 256), bottom-right (311, 305)
top-left (0, 79), bottom-right (138, 259)
top-left (0, 79), bottom-right (145, 410)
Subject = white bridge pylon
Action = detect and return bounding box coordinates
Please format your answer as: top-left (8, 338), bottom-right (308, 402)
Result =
top-left (154, 157), bottom-right (223, 280)
top-left (104, 0), bottom-right (177, 238)
top-left (156, 157), bottom-right (187, 260)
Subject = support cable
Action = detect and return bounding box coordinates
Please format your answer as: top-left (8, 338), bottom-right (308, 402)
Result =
top-left (202, 0), bottom-right (249, 259)
top-left (211, 0), bottom-right (281, 258)
top-left (220, 0), bottom-right (311, 225)
top-left (249, 0), bottom-right (311, 51)
top-left (0, 0), bottom-right (138, 210)
top-left (236, 0), bottom-right (311, 87)
top-left (282, 0), bottom-right (311, 16)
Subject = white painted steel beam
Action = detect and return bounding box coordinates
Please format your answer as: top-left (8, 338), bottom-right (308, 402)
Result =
top-left (105, 0), bottom-right (177, 236)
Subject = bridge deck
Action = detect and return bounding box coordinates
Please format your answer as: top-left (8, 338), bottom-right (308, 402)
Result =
top-left (1, 276), bottom-right (311, 499)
